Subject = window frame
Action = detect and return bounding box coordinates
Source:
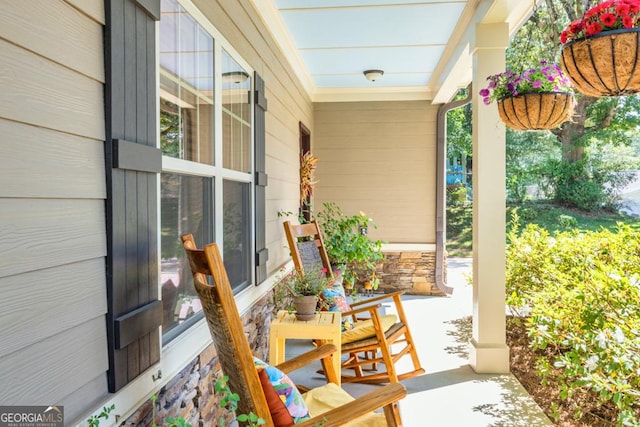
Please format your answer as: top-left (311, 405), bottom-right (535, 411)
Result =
top-left (158, 0), bottom-right (257, 342)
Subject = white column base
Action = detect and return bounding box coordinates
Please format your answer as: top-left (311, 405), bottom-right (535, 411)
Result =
top-left (469, 338), bottom-right (510, 374)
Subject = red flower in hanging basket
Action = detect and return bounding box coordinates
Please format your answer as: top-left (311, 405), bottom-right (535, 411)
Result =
top-left (601, 12), bottom-right (618, 26)
top-left (586, 22), bottom-right (604, 36)
top-left (623, 14), bottom-right (635, 27)
top-left (560, 0), bottom-right (640, 43)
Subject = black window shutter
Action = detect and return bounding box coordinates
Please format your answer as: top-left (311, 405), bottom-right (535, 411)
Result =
top-left (254, 73), bottom-right (268, 284)
top-left (104, 0), bottom-right (162, 392)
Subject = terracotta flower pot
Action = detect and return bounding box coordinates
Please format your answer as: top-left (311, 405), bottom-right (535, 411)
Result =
top-left (293, 295), bottom-right (317, 321)
top-left (561, 29), bottom-right (640, 97)
top-left (497, 92), bottom-right (574, 131)
top-left (344, 279), bottom-right (354, 291)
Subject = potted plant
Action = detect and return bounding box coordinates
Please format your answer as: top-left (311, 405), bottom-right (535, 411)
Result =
top-left (560, 0), bottom-right (640, 97)
top-left (273, 266), bottom-right (333, 320)
top-left (361, 271), bottom-right (380, 297)
top-left (316, 202), bottom-right (385, 289)
top-left (479, 60), bottom-right (575, 130)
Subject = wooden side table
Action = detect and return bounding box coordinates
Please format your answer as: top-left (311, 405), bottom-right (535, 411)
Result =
top-left (269, 310), bottom-right (342, 384)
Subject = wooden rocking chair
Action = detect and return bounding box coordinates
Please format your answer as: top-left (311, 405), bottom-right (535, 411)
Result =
top-left (283, 220), bottom-right (425, 384)
top-left (181, 234), bottom-right (406, 426)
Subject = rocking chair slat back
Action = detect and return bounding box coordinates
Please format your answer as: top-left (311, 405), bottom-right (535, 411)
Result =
top-left (284, 220), bottom-right (333, 278)
top-left (180, 234), bottom-right (273, 424)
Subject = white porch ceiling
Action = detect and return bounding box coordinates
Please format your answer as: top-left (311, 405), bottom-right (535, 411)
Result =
top-left (251, 0), bottom-right (539, 103)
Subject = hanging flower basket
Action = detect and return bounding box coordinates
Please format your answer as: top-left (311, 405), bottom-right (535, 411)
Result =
top-left (497, 92), bottom-right (574, 131)
top-left (561, 29), bottom-right (640, 97)
top-left (480, 61), bottom-right (575, 131)
top-left (559, 0), bottom-right (640, 97)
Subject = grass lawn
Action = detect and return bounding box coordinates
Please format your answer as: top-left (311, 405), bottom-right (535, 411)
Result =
top-left (446, 201), bottom-right (640, 257)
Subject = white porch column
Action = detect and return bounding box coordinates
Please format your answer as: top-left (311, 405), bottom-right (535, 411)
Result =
top-left (469, 22), bottom-right (510, 373)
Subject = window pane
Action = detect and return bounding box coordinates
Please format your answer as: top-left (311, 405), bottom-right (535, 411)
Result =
top-left (222, 50), bottom-right (251, 172)
top-left (161, 173), bottom-right (212, 337)
top-left (223, 180), bottom-right (251, 291)
top-left (160, 0), bottom-right (214, 164)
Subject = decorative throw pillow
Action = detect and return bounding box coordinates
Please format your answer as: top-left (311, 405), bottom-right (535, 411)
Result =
top-left (257, 368), bottom-right (295, 426)
top-left (319, 278), bottom-right (355, 331)
top-left (253, 358), bottom-right (311, 423)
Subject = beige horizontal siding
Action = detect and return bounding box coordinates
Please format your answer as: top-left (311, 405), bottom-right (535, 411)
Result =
top-left (65, 0), bottom-right (106, 25)
top-left (0, 0), bottom-right (104, 82)
top-left (0, 199), bottom-right (106, 278)
top-left (314, 101), bottom-right (438, 244)
top-left (0, 259), bottom-right (107, 358)
top-left (0, 119), bottom-right (106, 199)
top-left (0, 316), bottom-right (108, 405)
top-left (0, 38), bottom-right (104, 140)
top-left (0, 0), bottom-right (108, 419)
top-left (61, 374), bottom-right (109, 424)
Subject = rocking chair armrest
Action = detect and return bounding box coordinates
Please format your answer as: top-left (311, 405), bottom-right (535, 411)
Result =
top-left (296, 383), bottom-right (407, 427)
top-left (349, 290), bottom-right (406, 308)
top-left (275, 344), bottom-right (337, 375)
top-left (341, 303), bottom-right (382, 318)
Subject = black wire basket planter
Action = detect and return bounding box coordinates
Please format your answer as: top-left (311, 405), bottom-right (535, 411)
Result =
top-left (497, 92), bottom-right (574, 131)
top-left (561, 28), bottom-right (640, 97)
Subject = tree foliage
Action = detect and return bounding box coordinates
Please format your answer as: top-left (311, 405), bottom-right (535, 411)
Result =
top-left (446, 102), bottom-right (472, 161)
top-left (506, 129), bottom-right (559, 204)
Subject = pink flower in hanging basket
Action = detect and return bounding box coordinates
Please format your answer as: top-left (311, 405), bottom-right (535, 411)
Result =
top-left (479, 61), bottom-right (574, 105)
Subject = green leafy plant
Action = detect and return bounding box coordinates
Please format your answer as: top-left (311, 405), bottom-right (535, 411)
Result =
top-left (276, 266), bottom-right (333, 298)
top-left (272, 266), bottom-right (334, 312)
top-left (160, 417), bottom-right (190, 427)
top-left (316, 202), bottom-right (385, 286)
top-left (215, 375), bottom-right (265, 427)
top-left (277, 208), bottom-right (310, 228)
top-left (150, 395), bottom-right (191, 427)
top-left (87, 404), bottom-right (115, 427)
top-left (506, 217), bottom-right (640, 426)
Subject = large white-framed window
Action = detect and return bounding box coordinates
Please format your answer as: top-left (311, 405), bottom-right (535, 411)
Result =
top-left (159, 0), bottom-right (255, 343)
top-left (83, 0), bottom-right (278, 420)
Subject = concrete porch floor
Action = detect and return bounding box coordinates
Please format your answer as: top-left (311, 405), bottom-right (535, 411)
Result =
top-left (285, 258), bottom-right (553, 426)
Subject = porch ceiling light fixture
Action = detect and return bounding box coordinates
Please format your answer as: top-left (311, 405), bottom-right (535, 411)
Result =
top-left (222, 71), bottom-right (249, 84)
top-left (363, 69), bottom-right (384, 82)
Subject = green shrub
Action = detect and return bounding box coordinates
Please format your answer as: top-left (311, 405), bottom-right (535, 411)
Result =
top-left (555, 178), bottom-right (604, 212)
top-left (516, 207), bottom-right (538, 222)
top-left (446, 184), bottom-right (469, 206)
top-left (540, 159), bottom-right (606, 211)
top-left (557, 214), bottom-right (577, 228)
top-left (506, 220), bottom-right (640, 426)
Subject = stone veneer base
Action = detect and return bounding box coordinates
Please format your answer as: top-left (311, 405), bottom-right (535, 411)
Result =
top-left (376, 250), bottom-right (446, 296)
